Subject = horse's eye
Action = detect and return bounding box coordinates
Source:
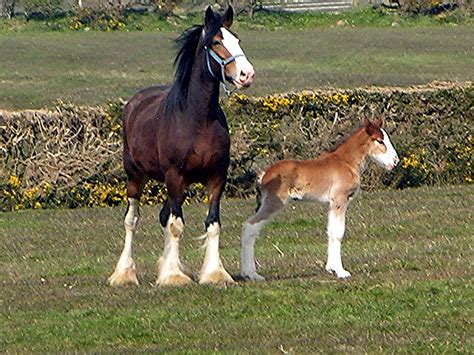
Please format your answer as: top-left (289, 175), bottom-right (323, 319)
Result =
top-left (212, 40), bottom-right (221, 46)
top-left (376, 140), bottom-right (385, 145)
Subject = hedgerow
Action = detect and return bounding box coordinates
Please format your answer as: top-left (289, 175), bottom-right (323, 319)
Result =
top-left (1, 83), bottom-right (472, 211)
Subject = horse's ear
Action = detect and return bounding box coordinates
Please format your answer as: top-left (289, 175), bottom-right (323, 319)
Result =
top-left (204, 6), bottom-right (214, 30)
top-left (223, 5), bottom-right (234, 28)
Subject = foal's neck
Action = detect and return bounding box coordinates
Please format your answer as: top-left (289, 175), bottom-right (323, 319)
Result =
top-left (334, 129), bottom-right (370, 173)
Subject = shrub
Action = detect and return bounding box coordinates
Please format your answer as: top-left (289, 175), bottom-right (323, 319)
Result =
top-left (1, 83), bottom-right (472, 211)
top-left (69, 6), bottom-right (126, 31)
top-left (24, 0), bottom-right (65, 20)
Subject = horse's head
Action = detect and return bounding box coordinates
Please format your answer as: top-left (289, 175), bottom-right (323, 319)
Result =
top-left (365, 118), bottom-right (399, 171)
top-left (204, 6), bottom-right (255, 91)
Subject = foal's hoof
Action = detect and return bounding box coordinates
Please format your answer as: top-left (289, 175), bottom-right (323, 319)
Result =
top-left (326, 266), bottom-right (351, 279)
top-left (199, 269), bottom-right (235, 286)
top-left (108, 268), bottom-right (139, 287)
top-left (156, 272), bottom-right (194, 287)
top-left (241, 272), bottom-right (265, 282)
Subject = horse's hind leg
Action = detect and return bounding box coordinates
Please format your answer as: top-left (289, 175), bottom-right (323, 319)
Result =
top-left (108, 176), bottom-right (146, 286)
top-left (199, 176), bottom-right (234, 285)
top-left (241, 192), bottom-right (286, 281)
top-left (156, 169), bottom-right (194, 287)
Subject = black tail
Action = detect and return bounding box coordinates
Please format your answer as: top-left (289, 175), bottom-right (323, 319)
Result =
top-left (255, 183), bottom-right (262, 213)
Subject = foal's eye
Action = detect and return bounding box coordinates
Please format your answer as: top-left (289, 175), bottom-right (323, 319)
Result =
top-left (376, 140), bottom-right (385, 145)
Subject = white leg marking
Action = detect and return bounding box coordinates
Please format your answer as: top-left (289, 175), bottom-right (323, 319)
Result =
top-left (199, 222), bottom-right (234, 284)
top-left (325, 209), bottom-right (351, 279)
top-left (240, 220), bottom-right (266, 281)
top-left (156, 214), bottom-right (193, 286)
top-left (108, 198), bottom-right (140, 286)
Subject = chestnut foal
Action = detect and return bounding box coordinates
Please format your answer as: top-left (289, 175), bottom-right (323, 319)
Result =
top-left (240, 118), bottom-right (399, 281)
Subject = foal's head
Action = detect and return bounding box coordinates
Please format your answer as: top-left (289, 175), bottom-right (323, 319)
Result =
top-left (364, 118), bottom-right (399, 170)
top-left (204, 6), bottom-right (255, 89)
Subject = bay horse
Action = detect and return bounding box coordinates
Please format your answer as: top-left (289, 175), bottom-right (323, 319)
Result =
top-left (240, 118), bottom-right (399, 281)
top-left (108, 5), bottom-right (255, 287)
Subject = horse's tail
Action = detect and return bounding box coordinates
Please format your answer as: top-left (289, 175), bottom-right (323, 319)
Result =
top-left (255, 171), bottom-right (265, 213)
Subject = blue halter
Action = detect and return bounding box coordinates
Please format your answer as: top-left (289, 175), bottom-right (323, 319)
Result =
top-left (205, 46), bottom-right (245, 96)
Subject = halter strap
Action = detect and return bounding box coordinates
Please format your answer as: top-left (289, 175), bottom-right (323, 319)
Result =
top-left (205, 46), bottom-right (245, 96)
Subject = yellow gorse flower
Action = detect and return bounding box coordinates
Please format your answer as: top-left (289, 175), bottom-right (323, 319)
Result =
top-left (9, 175), bottom-right (21, 189)
top-left (402, 154), bottom-right (419, 169)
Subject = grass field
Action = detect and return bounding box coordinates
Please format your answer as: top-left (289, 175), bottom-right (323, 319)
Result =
top-left (1, 25), bottom-right (473, 109)
top-left (1, 185), bottom-right (472, 352)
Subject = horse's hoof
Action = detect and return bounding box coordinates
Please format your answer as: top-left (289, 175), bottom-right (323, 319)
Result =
top-left (108, 268), bottom-right (139, 287)
top-left (199, 269), bottom-right (235, 285)
top-left (241, 272), bottom-right (265, 282)
top-left (156, 272), bottom-right (194, 287)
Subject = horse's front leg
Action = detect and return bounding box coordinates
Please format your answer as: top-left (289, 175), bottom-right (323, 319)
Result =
top-left (156, 171), bottom-right (194, 287)
top-left (325, 200), bottom-right (351, 279)
top-left (199, 176), bottom-right (234, 285)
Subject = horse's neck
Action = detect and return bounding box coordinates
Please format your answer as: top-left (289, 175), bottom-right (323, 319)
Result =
top-left (334, 129), bottom-right (369, 173)
top-left (186, 52), bottom-right (221, 118)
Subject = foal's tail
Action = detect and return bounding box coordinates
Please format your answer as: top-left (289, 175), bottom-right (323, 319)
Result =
top-left (255, 184), bottom-right (262, 213)
top-left (255, 171), bottom-right (265, 213)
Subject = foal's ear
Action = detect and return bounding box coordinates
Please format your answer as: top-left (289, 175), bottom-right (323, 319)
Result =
top-left (204, 6), bottom-right (214, 30)
top-left (364, 119), bottom-right (378, 136)
top-left (223, 5), bottom-right (234, 28)
top-left (375, 117), bottom-right (385, 128)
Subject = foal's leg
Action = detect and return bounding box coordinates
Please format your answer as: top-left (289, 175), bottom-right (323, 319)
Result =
top-left (156, 170), bottom-right (193, 287)
top-left (241, 193), bottom-right (286, 281)
top-left (325, 200), bottom-right (351, 279)
top-left (199, 176), bottom-right (234, 285)
top-left (108, 177), bottom-right (146, 286)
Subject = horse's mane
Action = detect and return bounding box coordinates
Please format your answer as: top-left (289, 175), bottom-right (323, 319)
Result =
top-left (164, 12), bottom-right (223, 115)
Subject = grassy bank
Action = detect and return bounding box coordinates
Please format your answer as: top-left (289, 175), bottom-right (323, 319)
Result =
top-left (1, 185), bottom-right (472, 352)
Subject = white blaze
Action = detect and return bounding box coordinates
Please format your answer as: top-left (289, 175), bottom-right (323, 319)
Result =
top-left (372, 129), bottom-right (399, 170)
top-left (220, 27), bottom-right (254, 82)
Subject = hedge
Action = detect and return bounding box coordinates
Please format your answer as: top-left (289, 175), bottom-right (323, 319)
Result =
top-left (1, 82), bottom-right (472, 211)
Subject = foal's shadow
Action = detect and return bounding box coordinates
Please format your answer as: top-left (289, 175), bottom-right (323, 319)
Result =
top-left (232, 271), bottom-right (339, 283)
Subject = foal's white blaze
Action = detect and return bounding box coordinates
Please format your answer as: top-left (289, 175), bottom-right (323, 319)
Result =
top-left (371, 129), bottom-right (400, 170)
top-left (220, 27), bottom-right (254, 87)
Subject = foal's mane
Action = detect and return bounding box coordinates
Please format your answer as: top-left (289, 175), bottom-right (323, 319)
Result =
top-left (164, 12), bottom-right (224, 115)
top-left (328, 124), bottom-right (369, 153)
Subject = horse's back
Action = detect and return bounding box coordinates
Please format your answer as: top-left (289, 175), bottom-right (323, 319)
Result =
top-left (122, 85), bottom-right (169, 181)
top-left (122, 85), bottom-right (168, 126)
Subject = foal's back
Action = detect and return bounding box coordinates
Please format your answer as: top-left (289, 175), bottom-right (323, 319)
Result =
top-left (259, 147), bottom-right (356, 202)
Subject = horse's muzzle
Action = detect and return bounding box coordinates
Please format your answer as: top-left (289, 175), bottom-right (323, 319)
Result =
top-left (234, 68), bottom-right (255, 89)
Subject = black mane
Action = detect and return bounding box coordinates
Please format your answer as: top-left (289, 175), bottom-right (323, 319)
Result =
top-left (164, 13), bottom-right (224, 115)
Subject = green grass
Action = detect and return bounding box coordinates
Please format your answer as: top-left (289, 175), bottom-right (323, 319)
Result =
top-left (0, 25), bottom-right (473, 109)
top-left (1, 185), bottom-right (473, 352)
